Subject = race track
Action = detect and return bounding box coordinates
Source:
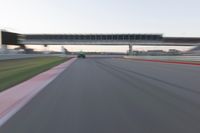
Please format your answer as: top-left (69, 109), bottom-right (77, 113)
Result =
top-left (1, 58), bottom-right (200, 133)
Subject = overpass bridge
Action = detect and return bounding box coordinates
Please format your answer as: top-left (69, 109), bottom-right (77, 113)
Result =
top-left (1, 30), bottom-right (200, 54)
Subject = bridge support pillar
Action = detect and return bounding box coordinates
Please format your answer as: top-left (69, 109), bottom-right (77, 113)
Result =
top-left (0, 45), bottom-right (8, 54)
top-left (43, 44), bottom-right (50, 54)
top-left (128, 43), bottom-right (133, 55)
top-left (0, 31), bottom-right (8, 54)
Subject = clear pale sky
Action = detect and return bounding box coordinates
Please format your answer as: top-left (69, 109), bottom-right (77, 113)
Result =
top-left (0, 0), bottom-right (199, 52)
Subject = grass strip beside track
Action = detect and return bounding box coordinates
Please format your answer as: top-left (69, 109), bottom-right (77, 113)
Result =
top-left (0, 57), bottom-right (68, 92)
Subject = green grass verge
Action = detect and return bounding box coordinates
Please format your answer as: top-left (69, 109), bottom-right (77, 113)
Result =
top-left (0, 56), bottom-right (69, 92)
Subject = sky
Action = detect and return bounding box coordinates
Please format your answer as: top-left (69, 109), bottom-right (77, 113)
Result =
top-left (0, 0), bottom-right (199, 52)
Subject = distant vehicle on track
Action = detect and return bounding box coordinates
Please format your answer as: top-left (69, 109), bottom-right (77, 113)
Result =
top-left (77, 52), bottom-right (86, 58)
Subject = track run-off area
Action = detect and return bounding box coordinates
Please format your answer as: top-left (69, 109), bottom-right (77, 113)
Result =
top-left (1, 57), bottom-right (200, 133)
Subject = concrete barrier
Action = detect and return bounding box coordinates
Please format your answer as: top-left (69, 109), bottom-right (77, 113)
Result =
top-left (124, 56), bottom-right (200, 62)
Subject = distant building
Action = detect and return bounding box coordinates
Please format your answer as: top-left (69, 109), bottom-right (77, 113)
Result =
top-left (184, 46), bottom-right (200, 55)
top-left (168, 49), bottom-right (181, 55)
top-left (146, 50), bottom-right (167, 56)
top-left (61, 46), bottom-right (69, 54)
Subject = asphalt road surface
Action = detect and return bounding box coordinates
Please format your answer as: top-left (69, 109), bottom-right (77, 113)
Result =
top-left (1, 58), bottom-right (200, 133)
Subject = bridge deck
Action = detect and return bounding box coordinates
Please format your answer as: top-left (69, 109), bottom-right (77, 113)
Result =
top-left (1, 31), bottom-right (200, 46)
